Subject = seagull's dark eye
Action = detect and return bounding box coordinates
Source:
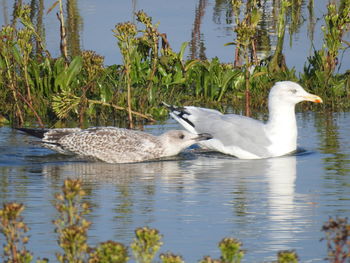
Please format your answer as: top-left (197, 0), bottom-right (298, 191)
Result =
top-left (290, 89), bottom-right (297, 94)
top-left (179, 134), bottom-right (185, 139)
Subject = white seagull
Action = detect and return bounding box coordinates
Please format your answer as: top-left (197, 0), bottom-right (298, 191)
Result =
top-left (17, 127), bottom-right (212, 163)
top-left (165, 81), bottom-right (322, 159)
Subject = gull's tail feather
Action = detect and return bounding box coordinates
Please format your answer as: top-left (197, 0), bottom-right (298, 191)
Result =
top-left (17, 127), bottom-right (82, 155)
top-left (162, 102), bottom-right (197, 134)
top-left (15, 127), bottom-right (48, 139)
top-left (16, 127), bottom-right (81, 144)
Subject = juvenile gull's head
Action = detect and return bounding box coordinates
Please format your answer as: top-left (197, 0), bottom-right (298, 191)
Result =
top-left (159, 130), bottom-right (212, 157)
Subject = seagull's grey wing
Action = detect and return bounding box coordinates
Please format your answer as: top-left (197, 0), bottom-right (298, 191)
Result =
top-left (207, 114), bottom-right (272, 157)
top-left (57, 127), bottom-right (162, 163)
top-left (174, 107), bottom-right (272, 157)
top-left (169, 106), bottom-right (223, 134)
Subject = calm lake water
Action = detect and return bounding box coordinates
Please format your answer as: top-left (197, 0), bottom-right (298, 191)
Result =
top-left (1, 112), bottom-right (350, 262)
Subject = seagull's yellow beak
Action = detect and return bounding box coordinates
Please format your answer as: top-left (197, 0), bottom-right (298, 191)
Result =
top-left (302, 94), bottom-right (323, 103)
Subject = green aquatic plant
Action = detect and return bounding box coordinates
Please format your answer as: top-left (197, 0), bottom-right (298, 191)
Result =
top-left (322, 0), bottom-right (350, 75)
top-left (51, 56), bottom-right (83, 120)
top-left (0, 203), bottom-right (33, 263)
top-left (219, 238), bottom-right (244, 263)
top-left (0, 24), bottom-right (24, 124)
top-left (301, 0), bottom-right (350, 107)
top-left (1, 3), bottom-right (350, 125)
top-left (113, 21), bottom-right (138, 128)
top-left (136, 10), bottom-right (161, 102)
top-left (160, 253), bottom-right (185, 263)
top-left (115, 11), bottom-right (186, 115)
top-left (16, 3), bottom-right (49, 58)
top-left (198, 237), bottom-right (245, 263)
top-left (88, 241), bottom-right (129, 263)
top-left (0, 5), bottom-right (160, 126)
top-left (53, 179), bottom-right (91, 263)
top-left (0, 4), bottom-right (48, 127)
top-left (131, 227), bottom-right (163, 263)
top-left (277, 250), bottom-right (299, 263)
top-left (77, 50), bottom-right (104, 124)
top-left (225, 1), bottom-right (262, 116)
top-left (198, 256), bottom-right (222, 263)
top-left (322, 217), bottom-right (350, 263)
top-left (185, 58), bottom-right (241, 101)
top-left (17, 7), bottom-right (35, 107)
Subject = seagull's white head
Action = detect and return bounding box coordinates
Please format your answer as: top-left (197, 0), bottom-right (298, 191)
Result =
top-left (160, 130), bottom-right (212, 156)
top-left (269, 81), bottom-right (323, 106)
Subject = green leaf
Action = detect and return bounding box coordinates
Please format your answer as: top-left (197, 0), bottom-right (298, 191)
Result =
top-left (157, 65), bottom-right (168, 77)
top-left (0, 57), bottom-right (6, 70)
top-left (218, 71), bottom-right (241, 101)
top-left (251, 71), bottom-right (268, 79)
top-left (169, 77), bottom-right (186, 85)
top-left (54, 56), bottom-right (82, 90)
top-left (173, 70), bottom-right (184, 83)
top-left (178, 42), bottom-right (188, 60)
top-left (184, 60), bottom-right (200, 72)
top-left (12, 45), bottom-right (22, 64)
top-left (64, 56), bottom-right (83, 87)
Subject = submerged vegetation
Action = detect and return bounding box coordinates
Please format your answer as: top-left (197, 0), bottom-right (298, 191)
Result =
top-left (0, 179), bottom-right (348, 263)
top-left (0, 0), bottom-right (349, 127)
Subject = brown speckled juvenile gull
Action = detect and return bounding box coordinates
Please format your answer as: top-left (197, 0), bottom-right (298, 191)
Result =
top-left (16, 127), bottom-right (212, 163)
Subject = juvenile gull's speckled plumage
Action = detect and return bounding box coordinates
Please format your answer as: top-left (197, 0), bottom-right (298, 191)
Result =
top-left (17, 127), bottom-right (212, 163)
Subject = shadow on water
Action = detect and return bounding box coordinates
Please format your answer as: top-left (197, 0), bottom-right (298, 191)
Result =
top-left (295, 147), bottom-right (314, 157)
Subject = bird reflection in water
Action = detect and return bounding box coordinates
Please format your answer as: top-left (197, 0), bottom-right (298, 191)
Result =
top-left (41, 150), bottom-right (307, 259)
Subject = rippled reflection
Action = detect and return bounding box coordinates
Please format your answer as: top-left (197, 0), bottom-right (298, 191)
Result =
top-left (38, 151), bottom-right (302, 257)
top-left (42, 159), bottom-right (183, 183)
top-left (265, 156), bottom-right (298, 251)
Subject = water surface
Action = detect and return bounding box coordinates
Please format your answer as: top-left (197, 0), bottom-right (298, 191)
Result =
top-left (1, 112), bottom-right (350, 262)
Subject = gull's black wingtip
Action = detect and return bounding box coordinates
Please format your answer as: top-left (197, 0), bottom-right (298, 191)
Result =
top-left (15, 127), bottom-right (48, 139)
top-left (161, 102), bottom-right (177, 112)
top-left (161, 102), bottom-right (187, 113)
top-left (162, 103), bottom-right (195, 128)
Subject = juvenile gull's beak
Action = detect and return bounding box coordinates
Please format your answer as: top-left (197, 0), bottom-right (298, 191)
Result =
top-left (302, 93), bottom-right (323, 103)
top-left (195, 133), bottom-right (213, 141)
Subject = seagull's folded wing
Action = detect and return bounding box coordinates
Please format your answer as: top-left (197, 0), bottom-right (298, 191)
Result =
top-left (177, 107), bottom-right (272, 157)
